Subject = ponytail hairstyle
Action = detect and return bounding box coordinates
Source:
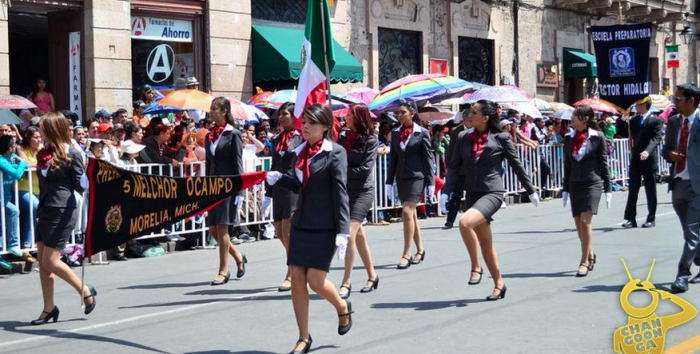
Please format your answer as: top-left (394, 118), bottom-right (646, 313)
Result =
top-left (397, 100), bottom-right (420, 123)
top-left (475, 99), bottom-right (503, 133)
top-left (212, 96), bottom-right (235, 126)
top-left (573, 105), bottom-right (598, 130)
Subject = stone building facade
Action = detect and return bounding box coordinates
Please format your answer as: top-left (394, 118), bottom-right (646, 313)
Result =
top-left (0, 0), bottom-right (697, 118)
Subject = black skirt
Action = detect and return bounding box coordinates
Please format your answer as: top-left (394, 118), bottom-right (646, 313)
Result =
top-left (465, 192), bottom-right (504, 223)
top-left (397, 178), bottom-right (425, 203)
top-left (569, 181), bottom-right (603, 217)
top-left (36, 207), bottom-right (77, 251)
top-left (348, 187), bottom-right (374, 222)
top-left (287, 226), bottom-right (336, 272)
top-left (272, 187), bottom-right (298, 222)
top-left (208, 196), bottom-right (237, 226)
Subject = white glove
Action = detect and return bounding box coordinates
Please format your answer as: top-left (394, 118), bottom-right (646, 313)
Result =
top-left (386, 184), bottom-right (394, 201)
top-left (439, 193), bottom-right (449, 213)
top-left (261, 196), bottom-right (272, 214)
top-left (80, 173), bottom-right (90, 189)
top-left (266, 171), bottom-right (282, 185)
top-left (562, 191), bottom-right (569, 208)
top-left (234, 195), bottom-right (243, 209)
top-left (427, 185), bottom-right (435, 198)
top-left (529, 192), bottom-right (540, 207)
top-left (605, 193), bottom-right (612, 209)
top-left (335, 233), bottom-right (350, 261)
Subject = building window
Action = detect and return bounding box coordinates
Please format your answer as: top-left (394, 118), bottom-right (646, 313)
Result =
top-left (252, 0), bottom-right (308, 24)
top-left (458, 37), bottom-right (494, 85)
top-left (378, 28), bottom-right (421, 88)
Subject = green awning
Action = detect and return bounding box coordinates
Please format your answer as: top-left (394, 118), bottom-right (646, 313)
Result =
top-left (563, 48), bottom-right (597, 78)
top-left (252, 24), bottom-right (364, 83)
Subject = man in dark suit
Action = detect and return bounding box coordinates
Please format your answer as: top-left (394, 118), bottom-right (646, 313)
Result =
top-left (622, 96), bottom-right (664, 228)
top-left (662, 84), bottom-right (700, 293)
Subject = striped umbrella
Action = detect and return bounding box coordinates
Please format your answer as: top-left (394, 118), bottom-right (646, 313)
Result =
top-left (464, 86), bottom-right (530, 104)
top-left (369, 74), bottom-right (473, 113)
top-left (0, 95), bottom-right (37, 110)
top-left (572, 98), bottom-right (620, 114)
top-left (649, 94), bottom-right (672, 111)
top-left (345, 87), bottom-right (379, 104)
top-left (551, 102), bottom-right (573, 111)
top-left (247, 91), bottom-right (275, 109)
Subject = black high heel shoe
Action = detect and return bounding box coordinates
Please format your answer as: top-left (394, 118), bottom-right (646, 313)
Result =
top-left (468, 269), bottom-right (483, 285)
top-left (31, 306), bottom-right (59, 325)
top-left (211, 271), bottom-right (231, 286)
top-left (338, 300), bottom-right (354, 335)
top-left (339, 284), bottom-right (352, 299)
top-left (411, 250), bottom-right (426, 264)
top-left (486, 285), bottom-right (507, 301)
top-left (360, 277), bottom-right (379, 293)
top-left (289, 335), bottom-right (312, 354)
top-left (397, 256), bottom-right (412, 270)
top-left (588, 253), bottom-right (597, 271)
top-left (236, 254), bottom-right (247, 279)
top-left (576, 263), bottom-right (589, 277)
top-left (84, 285), bottom-right (97, 315)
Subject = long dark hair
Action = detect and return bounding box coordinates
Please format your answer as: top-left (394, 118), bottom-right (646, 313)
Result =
top-left (475, 99), bottom-right (503, 133)
top-left (573, 105), bottom-right (598, 130)
top-left (21, 126), bottom-right (40, 149)
top-left (124, 121), bottom-right (142, 140)
top-left (303, 104), bottom-right (334, 139)
top-left (397, 100), bottom-right (420, 123)
top-left (277, 102), bottom-right (296, 131)
top-left (349, 104), bottom-right (375, 137)
top-left (0, 135), bottom-right (14, 155)
top-left (212, 96), bottom-right (235, 126)
top-left (28, 79), bottom-right (49, 101)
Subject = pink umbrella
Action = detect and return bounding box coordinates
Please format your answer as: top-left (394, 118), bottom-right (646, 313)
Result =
top-left (346, 87), bottom-right (379, 105)
top-left (658, 106), bottom-right (674, 122)
top-left (0, 95), bottom-right (38, 110)
top-left (573, 98), bottom-right (620, 114)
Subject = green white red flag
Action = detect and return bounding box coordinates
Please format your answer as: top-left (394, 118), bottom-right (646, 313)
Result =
top-left (666, 45), bottom-right (679, 68)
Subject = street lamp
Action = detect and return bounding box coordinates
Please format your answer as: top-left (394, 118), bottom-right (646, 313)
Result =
top-left (679, 25), bottom-right (695, 45)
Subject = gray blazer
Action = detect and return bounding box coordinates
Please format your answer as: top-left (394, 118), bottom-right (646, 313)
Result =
top-left (276, 139), bottom-right (350, 235)
top-left (205, 126), bottom-right (244, 177)
top-left (386, 123), bottom-right (435, 185)
top-left (562, 128), bottom-right (611, 193)
top-left (337, 131), bottom-right (378, 190)
top-left (662, 113), bottom-right (700, 193)
top-left (442, 130), bottom-right (535, 195)
top-left (38, 147), bottom-right (85, 208)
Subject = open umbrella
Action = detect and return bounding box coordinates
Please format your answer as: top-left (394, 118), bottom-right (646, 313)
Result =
top-left (247, 91), bottom-right (275, 109)
top-left (0, 95), bottom-right (37, 110)
top-left (242, 104), bottom-right (269, 124)
top-left (551, 102), bottom-right (573, 111)
top-left (158, 89), bottom-right (214, 111)
top-left (369, 74), bottom-right (473, 113)
top-left (504, 102), bottom-right (543, 119)
top-left (649, 94), bottom-right (672, 111)
top-left (552, 109), bottom-right (574, 121)
top-left (465, 86), bottom-right (530, 104)
top-left (572, 98), bottom-right (619, 114)
top-left (0, 109), bottom-right (22, 125)
top-left (345, 87), bottom-right (379, 105)
top-left (143, 96), bottom-right (187, 115)
top-left (532, 98), bottom-right (553, 113)
top-left (417, 106), bottom-right (459, 122)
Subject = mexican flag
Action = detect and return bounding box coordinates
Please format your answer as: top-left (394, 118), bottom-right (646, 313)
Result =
top-left (294, 0), bottom-right (336, 127)
top-left (667, 45), bottom-right (679, 68)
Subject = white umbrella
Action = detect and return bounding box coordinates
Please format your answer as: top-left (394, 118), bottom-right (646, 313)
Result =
top-left (552, 109), bottom-right (574, 121)
top-left (505, 102), bottom-right (543, 119)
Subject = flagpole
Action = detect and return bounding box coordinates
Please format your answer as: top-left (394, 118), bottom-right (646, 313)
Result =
top-left (319, 0), bottom-right (332, 107)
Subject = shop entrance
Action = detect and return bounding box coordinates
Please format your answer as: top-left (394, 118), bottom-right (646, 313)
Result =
top-left (8, 4), bottom-right (82, 111)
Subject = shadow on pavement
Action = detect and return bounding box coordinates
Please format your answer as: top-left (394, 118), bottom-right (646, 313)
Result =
top-left (503, 271), bottom-right (574, 278)
top-left (184, 287), bottom-right (275, 296)
top-left (371, 298), bottom-right (483, 311)
top-left (118, 293), bottom-right (327, 309)
top-left (572, 284), bottom-right (624, 293)
top-left (0, 320), bottom-right (170, 353)
top-left (118, 282), bottom-right (212, 290)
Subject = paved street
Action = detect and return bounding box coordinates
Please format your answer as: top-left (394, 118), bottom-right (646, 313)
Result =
top-left (1, 185), bottom-right (699, 354)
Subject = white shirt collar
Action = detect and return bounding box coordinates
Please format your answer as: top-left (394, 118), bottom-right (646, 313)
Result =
top-left (393, 122), bottom-right (421, 133)
top-left (293, 138), bottom-right (333, 156)
top-left (566, 127), bottom-right (600, 138)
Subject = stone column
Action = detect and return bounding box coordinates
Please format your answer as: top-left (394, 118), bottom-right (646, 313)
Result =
top-left (207, 0), bottom-right (252, 101)
top-left (83, 0), bottom-right (132, 117)
top-left (0, 1), bottom-right (9, 95)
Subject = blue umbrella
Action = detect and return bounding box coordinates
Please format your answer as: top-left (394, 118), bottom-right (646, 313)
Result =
top-left (0, 109), bottom-right (22, 125)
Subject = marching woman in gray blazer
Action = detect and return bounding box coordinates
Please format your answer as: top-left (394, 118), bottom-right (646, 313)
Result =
top-left (261, 102), bottom-right (303, 292)
top-left (32, 115), bottom-right (96, 325)
top-left (205, 97), bottom-right (247, 286)
top-left (562, 105), bottom-right (612, 277)
top-left (440, 100), bottom-right (539, 301)
top-left (386, 101), bottom-right (435, 269)
top-left (266, 104), bottom-right (353, 354)
top-left (336, 104), bottom-right (379, 299)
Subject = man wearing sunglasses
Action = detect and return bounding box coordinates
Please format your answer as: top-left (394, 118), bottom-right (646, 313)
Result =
top-left (662, 83), bottom-right (700, 293)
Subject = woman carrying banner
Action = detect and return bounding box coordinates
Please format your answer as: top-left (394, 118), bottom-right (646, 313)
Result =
top-left (385, 100), bottom-right (435, 269)
top-left (562, 105), bottom-right (611, 277)
top-left (205, 97), bottom-right (248, 286)
top-left (32, 115), bottom-right (96, 325)
top-left (336, 104), bottom-right (379, 298)
top-left (260, 102), bottom-right (303, 292)
top-left (439, 100), bottom-right (539, 301)
top-left (266, 104), bottom-right (353, 354)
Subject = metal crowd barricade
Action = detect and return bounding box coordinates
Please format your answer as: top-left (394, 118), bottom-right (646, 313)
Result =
top-left (239, 156), bottom-right (273, 227)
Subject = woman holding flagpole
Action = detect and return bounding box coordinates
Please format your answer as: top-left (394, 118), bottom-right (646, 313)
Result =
top-left (266, 104), bottom-right (352, 354)
top-left (261, 102), bottom-right (303, 291)
top-left (32, 114), bottom-right (96, 325)
top-left (386, 100), bottom-right (435, 270)
top-left (205, 97), bottom-right (248, 286)
top-left (336, 104), bottom-right (379, 298)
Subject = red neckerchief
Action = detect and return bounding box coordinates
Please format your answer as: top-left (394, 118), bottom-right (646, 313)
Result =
top-left (571, 130), bottom-right (587, 155)
top-left (276, 129), bottom-right (296, 153)
top-left (344, 130), bottom-right (359, 154)
top-left (208, 124), bottom-right (226, 142)
top-left (399, 125), bottom-right (413, 143)
top-left (467, 130), bottom-right (488, 160)
top-left (37, 148), bottom-right (53, 170)
top-left (295, 139), bottom-right (324, 189)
